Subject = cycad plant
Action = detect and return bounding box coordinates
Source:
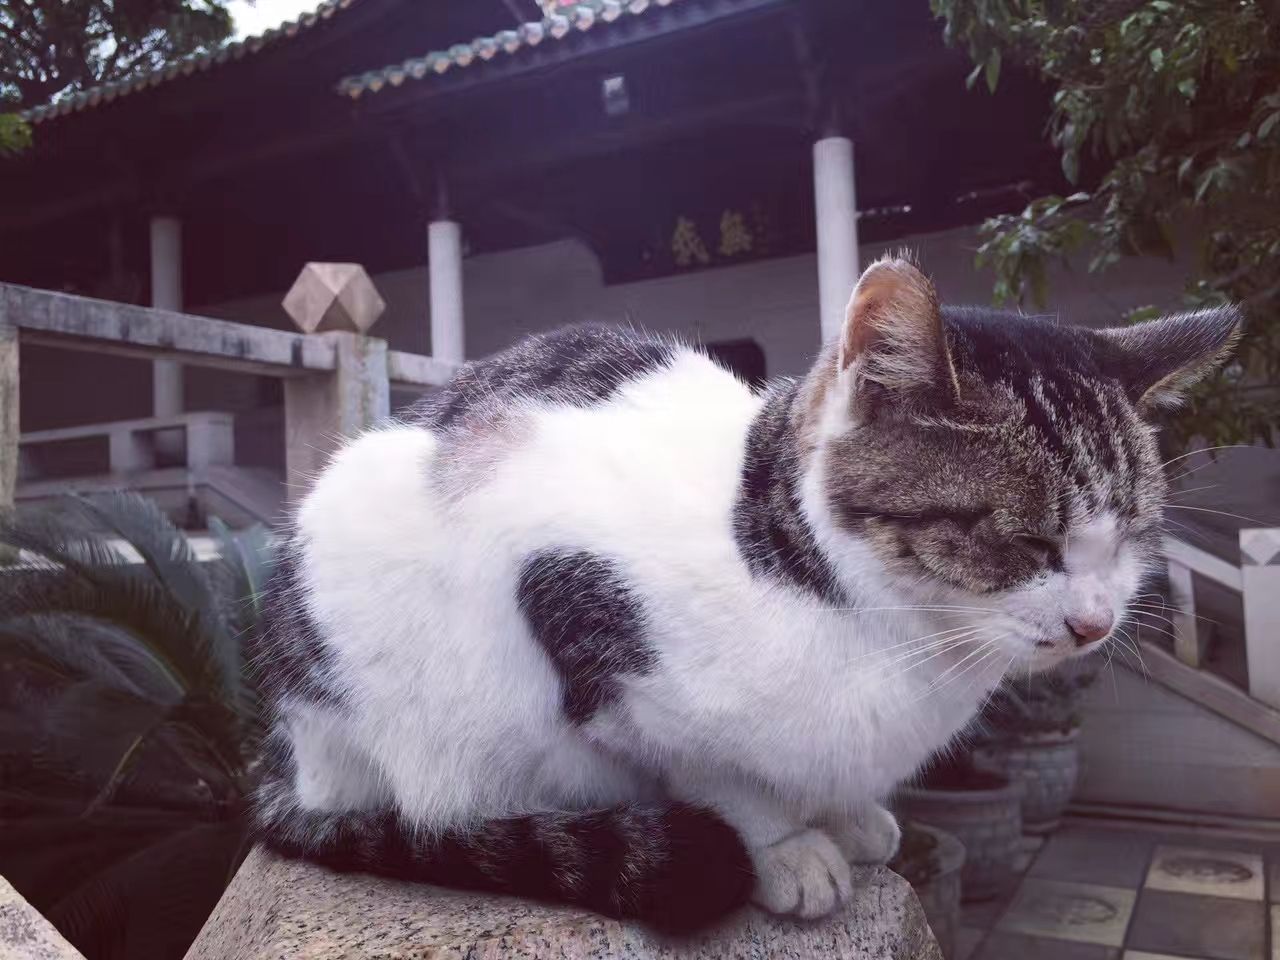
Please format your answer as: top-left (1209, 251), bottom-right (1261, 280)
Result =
top-left (0, 493), bottom-right (274, 959)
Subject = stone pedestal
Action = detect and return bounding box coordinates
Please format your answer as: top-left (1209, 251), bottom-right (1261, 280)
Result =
top-left (185, 847), bottom-right (942, 960)
top-left (0, 874), bottom-right (84, 960)
top-left (281, 264), bottom-right (390, 498)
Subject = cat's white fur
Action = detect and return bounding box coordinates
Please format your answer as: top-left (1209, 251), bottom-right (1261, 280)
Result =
top-left (284, 344), bottom-right (1133, 918)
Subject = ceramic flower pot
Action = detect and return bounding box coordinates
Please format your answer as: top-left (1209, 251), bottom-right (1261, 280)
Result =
top-left (975, 728), bottom-right (1080, 834)
top-left (897, 775), bottom-right (1022, 902)
top-left (892, 823), bottom-right (966, 958)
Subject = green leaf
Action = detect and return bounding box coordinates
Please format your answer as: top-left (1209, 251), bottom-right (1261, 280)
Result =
top-left (1259, 112), bottom-right (1280, 141)
top-left (985, 48), bottom-right (1002, 94)
top-left (1178, 155), bottom-right (1195, 183)
top-left (0, 115), bottom-right (32, 157)
top-left (1177, 78), bottom-right (1197, 99)
top-left (966, 61), bottom-right (984, 91)
top-left (1149, 47), bottom-right (1164, 71)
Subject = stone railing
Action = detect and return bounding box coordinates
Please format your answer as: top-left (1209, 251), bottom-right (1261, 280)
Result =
top-left (19, 411), bottom-right (235, 480)
top-left (1164, 531), bottom-right (1280, 714)
top-left (0, 267), bottom-right (458, 514)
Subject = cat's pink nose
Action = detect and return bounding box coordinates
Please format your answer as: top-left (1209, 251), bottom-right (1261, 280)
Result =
top-left (1065, 613), bottom-right (1113, 646)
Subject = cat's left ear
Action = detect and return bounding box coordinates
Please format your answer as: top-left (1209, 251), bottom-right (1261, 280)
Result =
top-left (1094, 306), bottom-right (1243, 410)
top-left (838, 253), bottom-right (960, 402)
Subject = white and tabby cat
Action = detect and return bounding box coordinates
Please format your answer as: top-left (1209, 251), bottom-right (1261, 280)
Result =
top-left (253, 255), bottom-right (1239, 931)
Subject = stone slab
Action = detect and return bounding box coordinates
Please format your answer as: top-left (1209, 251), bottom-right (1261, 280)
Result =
top-left (0, 874), bottom-right (84, 960)
top-left (1126, 889), bottom-right (1265, 960)
top-left (1029, 827), bottom-right (1153, 888)
top-left (995, 878), bottom-right (1135, 948)
top-left (1144, 845), bottom-right (1264, 902)
top-left (185, 847), bottom-right (943, 960)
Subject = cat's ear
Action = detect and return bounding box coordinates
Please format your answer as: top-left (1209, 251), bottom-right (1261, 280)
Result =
top-left (1094, 306), bottom-right (1243, 410)
top-left (838, 254), bottom-right (960, 401)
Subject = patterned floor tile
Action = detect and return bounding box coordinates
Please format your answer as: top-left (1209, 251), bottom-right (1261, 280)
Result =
top-left (975, 931), bottom-right (1120, 960)
top-left (1126, 889), bottom-right (1265, 960)
top-left (1031, 828), bottom-right (1154, 887)
top-left (1145, 845), bottom-right (1265, 901)
top-left (996, 878), bottom-right (1136, 947)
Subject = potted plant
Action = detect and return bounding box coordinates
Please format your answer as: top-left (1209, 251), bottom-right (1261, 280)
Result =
top-left (974, 661), bottom-right (1099, 834)
top-left (890, 821), bottom-right (965, 959)
top-left (895, 749), bottom-right (1022, 901)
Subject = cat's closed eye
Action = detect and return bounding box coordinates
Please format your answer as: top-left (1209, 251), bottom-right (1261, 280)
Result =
top-left (1011, 533), bottom-right (1061, 570)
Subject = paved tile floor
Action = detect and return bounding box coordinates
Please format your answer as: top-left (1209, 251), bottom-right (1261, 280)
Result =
top-left (958, 820), bottom-right (1279, 960)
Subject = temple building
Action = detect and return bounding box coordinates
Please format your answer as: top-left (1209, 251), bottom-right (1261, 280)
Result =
top-left (0, 0), bottom-right (1206, 502)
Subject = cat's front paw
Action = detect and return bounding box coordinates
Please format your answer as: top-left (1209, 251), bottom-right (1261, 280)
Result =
top-left (751, 828), bottom-right (852, 920)
top-left (830, 803), bottom-right (902, 865)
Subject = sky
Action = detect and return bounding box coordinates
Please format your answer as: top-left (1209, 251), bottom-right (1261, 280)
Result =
top-left (226, 0), bottom-right (321, 39)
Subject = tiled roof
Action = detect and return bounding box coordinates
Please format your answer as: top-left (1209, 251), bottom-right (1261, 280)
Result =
top-left (336, 0), bottom-right (677, 100)
top-left (22, 0), bottom-right (361, 125)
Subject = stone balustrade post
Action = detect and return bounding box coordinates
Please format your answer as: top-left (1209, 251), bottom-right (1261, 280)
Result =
top-left (281, 264), bottom-right (389, 499)
top-left (1241, 528), bottom-right (1280, 710)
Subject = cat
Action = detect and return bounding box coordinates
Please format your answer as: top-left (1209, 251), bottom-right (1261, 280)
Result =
top-left (251, 254), bottom-right (1239, 933)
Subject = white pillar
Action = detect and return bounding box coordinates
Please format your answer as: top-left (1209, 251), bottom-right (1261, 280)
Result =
top-left (428, 220), bottom-right (465, 363)
top-left (813, 136), bottom-right (860, 343)
top-left (149, 215), bottom-right (184, 416)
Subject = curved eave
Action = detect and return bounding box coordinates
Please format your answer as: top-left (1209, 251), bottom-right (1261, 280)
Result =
top-left (22, 0), bottom-right (361, 126)
top-left (336, 0), bottom-right (678, 100)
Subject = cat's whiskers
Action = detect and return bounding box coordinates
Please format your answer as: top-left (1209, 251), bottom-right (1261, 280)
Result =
top-left (900, 640), bottom-right (1007, 708)
top-left (827, 604), bottom-right (998, 616)
top-left (1111, 626), bottom-right (1149, 679)
top-left (958, 647), bottom-right (1016, 707)
top-left (1166, 483), bottom-right (1220, 500)
top-left (1161, 444), bottom-right (1253, 470)
top-left (1128, 599), bottom-right (1219, 627)
top-left (1166, 504), bottom-right (1268, 524)
top-left (913, 635), bottom-right (1007, 702)
top-left (859, 629), bottom-right (986, 679)
top-left (846, 622), bottom-right (984, 662)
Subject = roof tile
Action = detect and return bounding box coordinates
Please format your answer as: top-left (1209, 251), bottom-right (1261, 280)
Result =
top-left (338, 0), bottom-right (685, 100)
top-left (22, 0), bottom-right (360, 124)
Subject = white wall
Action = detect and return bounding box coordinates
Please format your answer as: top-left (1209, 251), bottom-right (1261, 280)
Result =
top-left (202, 226), bottom-right (1280, 510)
top-left (201, 222), bottom-right (1192, 379)
top-left (198, 228), bottom-right (1279, 514)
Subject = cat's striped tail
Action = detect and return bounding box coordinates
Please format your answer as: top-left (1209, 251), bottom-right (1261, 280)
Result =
top-left (255, 789), bottom-right (754, 934)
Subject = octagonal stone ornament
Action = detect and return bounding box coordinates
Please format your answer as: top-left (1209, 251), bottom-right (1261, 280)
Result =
top-left (283, 263), bottom-right (386, 334)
